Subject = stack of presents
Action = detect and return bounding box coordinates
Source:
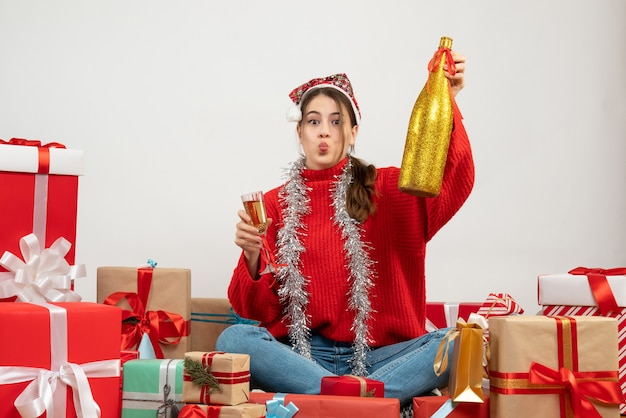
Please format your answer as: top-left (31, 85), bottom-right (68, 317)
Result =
top-left (1, 137), bottom-right (625, 417)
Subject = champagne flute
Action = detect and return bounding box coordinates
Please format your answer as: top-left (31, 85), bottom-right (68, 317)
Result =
top-left (241, 191), bottom-right (276, 274)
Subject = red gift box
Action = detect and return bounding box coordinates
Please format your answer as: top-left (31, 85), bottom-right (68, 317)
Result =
top-left (426, 302), bottom-right (484, 331)
top-left (249, 392), bottom-right (400, 418)
top-left (320, 375), bottom-right (384, 398)
top-left (0, 302), bottom-right (121, 417)
top-left (0, 139), bottom-right (84, 278)
top-left (413, 395), bottom-right (489, 417)
top-left (427, 294), bottom-right (524, 333)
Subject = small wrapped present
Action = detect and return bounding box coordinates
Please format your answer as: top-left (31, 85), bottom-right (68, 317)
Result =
top-left (97, 265), bottom-right (191, 358)
top-left (476, 293), bottom-right (524, 318)
top-left (0, 138), bottom-right (84, 279)
top-left (320, 375), bottom-right (384, 398)
top-left (413, 394), bottom-right (489, 417)
top-left (426, 294), bottom-right (523, 333)
top-left (179, 403), bottom-right (266, 418)
top-left (0, 302), bottom-right (121, 417)
top-left (249, 392), bottom-right (400, 418)
top-left (489, 315), bottom-right (623, 418)
top-left (190, 298), bottom-right (258, 352)
top-left (121, 358), bottom-right (184, 418)
top-left (182, 351), bottom-right (251, 406)
top-left (426, 302), bottom-right (484, 332)
top-left (539, 267), bottom-right (626, 413)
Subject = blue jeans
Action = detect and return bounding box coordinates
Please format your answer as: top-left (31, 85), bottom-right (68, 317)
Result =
top-left (215, 324), bottom-right (452, 406)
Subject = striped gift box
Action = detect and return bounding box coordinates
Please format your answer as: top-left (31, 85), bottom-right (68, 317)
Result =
top-left (539, 268), bottom-right (626, 414)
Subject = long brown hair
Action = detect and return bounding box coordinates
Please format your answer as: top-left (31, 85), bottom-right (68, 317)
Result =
top-left (299, 88), bottom-right (377, 222)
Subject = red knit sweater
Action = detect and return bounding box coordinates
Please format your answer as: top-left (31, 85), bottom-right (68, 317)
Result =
top-left (228, 116), bottom-right (474, 347)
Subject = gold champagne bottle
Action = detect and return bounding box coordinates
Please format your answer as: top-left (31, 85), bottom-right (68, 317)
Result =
top-left (398, 36), bottom-right (454, 197)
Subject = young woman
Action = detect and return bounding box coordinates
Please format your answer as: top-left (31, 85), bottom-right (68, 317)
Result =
top-left (217, 53), bottom-right (474, 407)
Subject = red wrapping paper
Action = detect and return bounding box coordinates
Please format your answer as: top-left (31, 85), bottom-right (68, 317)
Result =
top-left (320, 375), bottom-right (384, 398)
top-left (426, 302), bottom-right (484, 331)
top-left (248, 392), bottom-right (400, 418)
top-left (0, 139), bottom-right (83, 275)
top-left (0, 302), bottom-right (121, 417)
top-left (413, 395), bottom-right (489, 417)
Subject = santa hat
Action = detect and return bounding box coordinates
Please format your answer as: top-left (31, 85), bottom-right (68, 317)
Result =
top-left (286, 73), bottom-right (361, 124)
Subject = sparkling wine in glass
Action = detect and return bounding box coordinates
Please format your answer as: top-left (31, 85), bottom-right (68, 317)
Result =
top-left (241, 190), bottom-right (276, 274)
top-left (241, 191), bottom-right (268, 234)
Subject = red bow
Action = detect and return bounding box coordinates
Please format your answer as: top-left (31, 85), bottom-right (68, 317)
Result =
top-left (529, 361), bottom-right (624, 418)
top-left (179, 405), bottom-right (212, 418)
top-left (568, 267), bottom-right (626, 315)
top-left (103, 268), bottom-right (188, 358)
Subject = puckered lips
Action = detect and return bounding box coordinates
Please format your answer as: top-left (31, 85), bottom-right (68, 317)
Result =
top-left (319, 142), bottom-right (329, 153)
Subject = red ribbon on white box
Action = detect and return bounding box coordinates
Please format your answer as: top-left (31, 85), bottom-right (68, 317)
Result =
top-left (0, 303), bottom-right (120, 418)
top-left (0, 233), bottom-right (85, 302)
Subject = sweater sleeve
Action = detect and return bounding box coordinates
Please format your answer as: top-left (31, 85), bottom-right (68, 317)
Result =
top-left (227, 189), bottom-right (284, 327)
top-left (424, 105), bottom-right (475, 241)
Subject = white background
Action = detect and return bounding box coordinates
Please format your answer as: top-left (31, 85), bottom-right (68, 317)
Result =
top-left (1, 1), bottom-right (624, 314)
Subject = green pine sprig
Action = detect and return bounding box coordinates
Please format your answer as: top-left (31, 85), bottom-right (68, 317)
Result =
top-left (183, 357), bottom-right (222, 393)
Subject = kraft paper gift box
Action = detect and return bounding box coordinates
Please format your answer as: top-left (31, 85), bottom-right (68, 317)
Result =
top-left (0, 138), bottom-right (84, 297)
top-left (0, 302), bottom-right (121, 417)
top-left (488, 315), bottom-right (623, 418)
top-left (538, 267), bottom-right (626, 414)
top-left (320, 375), bottom-right (384, 398)
top-left (121, 358), bottom-right (184, 418)
top-left (182, 351), bottom-right (251, 406)
top-left (249, 392), bottom-right (400, 418)
top-left (179, 403), bottom-right (266, 418)
top-left (412, 394), bottom-right (489, 417)
top-left (97, 266), bottom-right (191, 359)
top-left (190, 298), bottom-right (259, 352)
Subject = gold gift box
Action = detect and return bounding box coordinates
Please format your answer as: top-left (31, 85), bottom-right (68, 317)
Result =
top-left (489, 315), bottom-right (622, 418)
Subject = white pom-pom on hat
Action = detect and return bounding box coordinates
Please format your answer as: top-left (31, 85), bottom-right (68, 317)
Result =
top-left (286, 104), bottom-right (302, 123)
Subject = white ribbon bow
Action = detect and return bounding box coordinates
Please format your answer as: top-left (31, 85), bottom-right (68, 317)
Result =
top-left (0, 359), bottom-right (120, 418)
top-left (0, 233), bottom-right (84, 302)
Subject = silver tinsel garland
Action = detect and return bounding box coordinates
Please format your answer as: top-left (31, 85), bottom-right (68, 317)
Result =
top-left (276, 156), bottom-right (376, 376)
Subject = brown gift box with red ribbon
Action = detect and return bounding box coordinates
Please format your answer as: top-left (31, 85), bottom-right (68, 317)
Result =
top-left (179, 402), bottom-right (266, 418)
top-left (320, 375), bottom-right (384, 398)
top-left (182, 351), bottom-right (251, 406)
top-left (0, 138), bottom-right (84, 284)
top-left (538, 267), bottom-right (626, 414)
top-left (488, 315), bottom-right (623, 418)
top-left (96, 266), bottom-right (191, 359)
